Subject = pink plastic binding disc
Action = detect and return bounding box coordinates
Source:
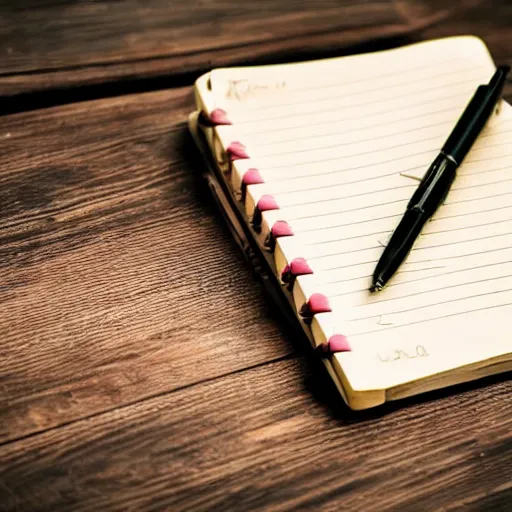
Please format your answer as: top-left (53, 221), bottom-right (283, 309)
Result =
top-left (209, 108), bottom-right (232, 125)
top-left (227, 141), bottom-right (249, 160)
top-left (300, 293), bottom-right (332, 317)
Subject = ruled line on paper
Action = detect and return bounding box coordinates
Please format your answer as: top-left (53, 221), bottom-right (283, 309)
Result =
top-left (255, 122), bottom-right (450, 157)
top-left (298, 213), bottom-right (400, 233)
top-left (325, 246), bottom-right (512, 287)
top-left (287, 163), bottom-right (512, 216)
top-left (445, 188), bottom-right (512, 207)
top-left (320, 244), bottom-right (512, 273)
top-left (330, 260), bottom-right (512, 298)
top-left (347, 285), bottom-right (512, 324)
top-left (340, 270), bottom-right (512, 308)
top-left (259, 154), bottom-right (512, 198)
top-left (308, 230), bottom-right (512, 263)
top-left (290, 198), bottom-right (405, 220)
top-left (247, 101), bottom-right (465, 137)
top-left (274, 183), bottom-right (409, 207)
top-left (254, 118), bottom-right (457, 156)
top-left (253, 119), bottom-right (512, 161)
top-left (248, 134), bottom-right (512, 187)
top-left (347, 301), bottom-right (512, 337)
top-left (256, 131), bottom-right (447, 161)
top-left (297, 201), bottom-right (512, 234)
top-left (304, 214), bottom-right (512, 249)
top-left (252, 131), bottom-right (512, 175)
top-left (238, 91), bottom-right (507, 140)
top-left (276, 165), bottom-right (512, 208)
top-left (263, 146), bottom-right (438, 173)
top-left (233, 76), bottom-right (486, 125)
top-left (284, 184), bottom-right (416, 208)
top-left (233, 65), bottom-right (489, 112)
top-left (253, 106), bottom-right (463, 146)
top-left (229, 55), bottom-right (478, 98)
top-left (281, 177), bottom-right (512, 218)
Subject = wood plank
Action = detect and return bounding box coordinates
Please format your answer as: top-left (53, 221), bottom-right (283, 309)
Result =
top-left (0, 356), bottom-right (510, 512)
top-left (0, 0), bottom-right (496, 99)
top-left (0, 89), bottom-right (294, 444)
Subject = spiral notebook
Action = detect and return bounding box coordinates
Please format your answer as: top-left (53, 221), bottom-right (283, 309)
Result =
top-left (188, 36), bottom-right (512, 410)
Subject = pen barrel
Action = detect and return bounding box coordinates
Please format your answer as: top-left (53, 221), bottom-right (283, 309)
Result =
top-left (441, 86), bottom-right (490, 163)
top-left (373, 155), bottom-right (456, 287)
top-left (373, 209), bottom-right (427, 286)
top-left (442, 66), bottom-right (510, 164)
top-left (407, 154), bottom-right (457, 218)
top-left (372, 66), bottom-right (510, 291)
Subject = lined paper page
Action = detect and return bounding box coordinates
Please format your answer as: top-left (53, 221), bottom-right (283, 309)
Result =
top-left (196, 36), bottom-right (512, 395)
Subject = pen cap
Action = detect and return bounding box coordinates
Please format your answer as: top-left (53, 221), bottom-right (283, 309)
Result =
top-left (442, 66), bottom-right (510, 164)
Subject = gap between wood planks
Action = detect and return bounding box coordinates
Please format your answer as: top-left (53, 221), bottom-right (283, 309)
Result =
top-left (1, 341), bottom-right (509, 450)
top-left (0, 353), bottom-right (297, 450)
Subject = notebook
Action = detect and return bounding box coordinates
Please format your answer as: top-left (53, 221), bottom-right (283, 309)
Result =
top-left (188, 36), bottom-right (512, 410)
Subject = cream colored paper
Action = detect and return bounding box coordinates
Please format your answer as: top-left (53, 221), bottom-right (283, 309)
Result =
top-left (194, 36), bottom-right (512, 409)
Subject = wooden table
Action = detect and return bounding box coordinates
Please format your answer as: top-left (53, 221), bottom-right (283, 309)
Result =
top-left (1, 1), bottom-right (511, 510)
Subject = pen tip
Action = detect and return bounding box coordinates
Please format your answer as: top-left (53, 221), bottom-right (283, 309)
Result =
top-left (370, 279), bottom-right (384, 293)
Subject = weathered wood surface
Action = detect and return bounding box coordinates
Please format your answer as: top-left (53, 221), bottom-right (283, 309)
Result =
top-left (2, 0), bottom-right (512, 510)
top-left (0, 89), bottom-right (296, 444)
top-left (1, 0), bottom-right (511, 99)
top-left (1, 357), bottom-right (511, 512)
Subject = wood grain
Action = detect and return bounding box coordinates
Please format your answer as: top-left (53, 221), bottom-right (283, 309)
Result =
top-left (1, 0), bottom-right (506, 99)
top-left (0, 89), bottom-right (296, 444)
top-left (0, 356), bottom-right (510, 512)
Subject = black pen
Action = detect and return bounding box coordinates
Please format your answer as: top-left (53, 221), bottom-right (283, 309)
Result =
top-left (370, 65), bottom-right (510, 292)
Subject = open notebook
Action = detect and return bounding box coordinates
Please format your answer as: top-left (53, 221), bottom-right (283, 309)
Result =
top-left (188, 36), bottom-right (512, 410)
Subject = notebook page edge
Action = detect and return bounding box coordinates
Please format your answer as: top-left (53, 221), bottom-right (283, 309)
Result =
top-left (188, 110), bottom-right (354, 408)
